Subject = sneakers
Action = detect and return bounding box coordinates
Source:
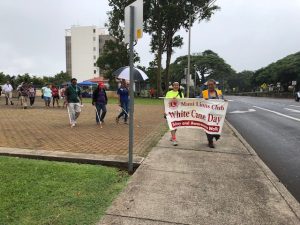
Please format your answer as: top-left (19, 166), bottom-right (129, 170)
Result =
top-left (71, 123), bottom-right (76, 128)
top-left (172, 140), bottom-right (178, 146)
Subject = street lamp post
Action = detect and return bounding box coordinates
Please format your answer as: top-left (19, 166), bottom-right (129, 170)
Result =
top-left (186, 0), bottom-right (217, 98)
top-left (194, 65), bottom-right (197, 97)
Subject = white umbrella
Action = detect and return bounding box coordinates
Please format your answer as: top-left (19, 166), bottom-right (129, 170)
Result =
top-left (113, 66), bottom-right (148, 81)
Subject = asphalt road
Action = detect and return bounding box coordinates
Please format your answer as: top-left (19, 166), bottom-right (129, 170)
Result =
top-left (226, 96), bottom-right (300, 202)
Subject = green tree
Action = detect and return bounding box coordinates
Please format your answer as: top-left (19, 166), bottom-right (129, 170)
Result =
top-left (169, 50), bottom-right (235, 92)
top-left (227, 70), bottom-right (254, 92)
top-left (106, 0), bottom-right (219, 96)
top-left (251, 52), bottom-right (300, 91)
top-left (96, 39), bottom-right (140, 89)
top-left (146, 1), bottom-right (219, 94)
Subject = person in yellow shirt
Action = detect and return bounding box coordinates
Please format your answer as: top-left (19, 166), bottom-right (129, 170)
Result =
top-left (165, 82), bottom-right (184, 146)
top-left (202, 79), bottom-right (223, 148)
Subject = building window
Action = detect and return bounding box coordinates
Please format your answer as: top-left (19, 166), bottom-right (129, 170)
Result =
top-left (93, 47), bottom-right (96, 51)
top-left (94, 70), bottom-right (97, 74)
top-left (94, 56), bottom-right (96, 60)
top-left (99, 49), bottom-right (102, 54)
top-left (93, 37), bottom-right (96, 41)
top-left (94, 63), bottom-right (97, 66)
top-left (93, 29), bottom-right (96, 33)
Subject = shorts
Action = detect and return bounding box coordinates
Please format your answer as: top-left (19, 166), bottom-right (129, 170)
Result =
top-left (53, 96), bottom-right (59, 100)
top-left (5, 92), bottom-right (12, 99)
top-left (44, 96), bottom-right (51, 102)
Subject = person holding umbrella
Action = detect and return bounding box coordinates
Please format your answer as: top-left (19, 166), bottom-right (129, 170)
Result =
top-left (92, 82), bottom-right (108, 125)
top-left (116, 79), bottom-right (129, 124)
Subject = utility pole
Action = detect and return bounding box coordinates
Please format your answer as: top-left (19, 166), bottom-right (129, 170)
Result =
top-left (186, 0), bottom-right (217, 98)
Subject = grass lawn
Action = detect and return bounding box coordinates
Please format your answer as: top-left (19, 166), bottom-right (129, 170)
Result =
top-left (82, 97), bottom-right (163, 105)
top-left (0, 156), bottom-right (129, 225)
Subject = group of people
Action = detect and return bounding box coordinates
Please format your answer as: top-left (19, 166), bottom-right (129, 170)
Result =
top-left (166, 79), bottom-right (224, 149)
top-left (0, 81), bottom-right (36, 108)
top-left (41, 84), bottom-right (67, 108)
top-left (1, 77), bottom-right (223, 148)
top-left (65, 78), bottom-right (129, 128)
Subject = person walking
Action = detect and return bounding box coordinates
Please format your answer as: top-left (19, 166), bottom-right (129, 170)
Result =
top-left (92, 82), bottom-right (108, 125)
top-left (19, 82), bottom-right (29, 109)
top-left (202, 79), bottom-right (224, 148)
top-left (42, 84), bottom-right (52, 108)
top-left (60, 85), bottom-right (67, 108)
top-left (28, 83), bottom-right (36, 107)
top-left (116, 79), bottom-right (129, 124)
top-left (3, 81), bottom-right (14, 105)
top-left (165, 82), bottom-right (184, 146)
top-left (65, 78), bottom-right (82, 128)
top-left (51, 85), bottom-right (60, 108)
top-left (0, 85), bottom-right (2, 102)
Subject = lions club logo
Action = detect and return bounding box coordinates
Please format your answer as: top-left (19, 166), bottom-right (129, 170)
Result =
top-left (169, 99), bottom-right (178, 109)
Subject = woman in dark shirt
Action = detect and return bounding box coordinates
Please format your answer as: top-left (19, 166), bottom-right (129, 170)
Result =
top-left (92, 82), bottom-right (108, 125)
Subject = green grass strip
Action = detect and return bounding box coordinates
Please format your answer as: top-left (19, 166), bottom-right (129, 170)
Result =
top-left (0, 156), bottom-right (129, 225)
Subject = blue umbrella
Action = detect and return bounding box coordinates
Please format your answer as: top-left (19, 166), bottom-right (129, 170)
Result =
top-left (78, 81), bottom-right (97, 86)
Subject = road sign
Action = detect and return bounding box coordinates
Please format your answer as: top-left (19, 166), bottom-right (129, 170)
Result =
top-left (292, 81), bottom-right (297, 86)
top-left (125, 0), bottom-right (143, 44)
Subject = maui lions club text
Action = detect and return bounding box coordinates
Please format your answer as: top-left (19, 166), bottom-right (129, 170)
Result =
top-left (165, 99), bottom-right (228, 134)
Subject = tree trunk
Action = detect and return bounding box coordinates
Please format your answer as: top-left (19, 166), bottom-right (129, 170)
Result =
top-left (156, 0), bottom-right (162, 97)
top-left (164, 34), bottom-right (173, 93)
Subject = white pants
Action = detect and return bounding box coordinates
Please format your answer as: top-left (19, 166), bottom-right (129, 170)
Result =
top-left (5, 92), bottom-right (13, 101)
top-left (68, 103), bottom-right (81, 123)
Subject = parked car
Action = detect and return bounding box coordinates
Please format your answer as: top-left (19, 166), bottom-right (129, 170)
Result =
top-left (295, 91), bottom-right (300, 102)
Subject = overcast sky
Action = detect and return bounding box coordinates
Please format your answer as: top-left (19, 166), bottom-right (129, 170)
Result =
top-left (0, 0), bottom-right (300, 76)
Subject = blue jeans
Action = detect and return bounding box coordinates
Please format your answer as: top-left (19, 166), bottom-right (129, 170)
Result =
top-left (118, 101), bottom-right (129, 122)
top-left (95, 103), bottom-right (107, 123)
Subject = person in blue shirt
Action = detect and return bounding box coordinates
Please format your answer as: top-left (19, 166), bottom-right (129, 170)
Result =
top-left (116, 79), bottom-right (129, 124)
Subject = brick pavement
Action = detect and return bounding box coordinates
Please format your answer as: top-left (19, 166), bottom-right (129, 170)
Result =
top-left (0, 99), bottom-right (166, 157)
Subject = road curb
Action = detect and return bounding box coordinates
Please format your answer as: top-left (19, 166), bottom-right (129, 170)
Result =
top-left (225, 120), bottom-right (300, 220)
top-left (0, 147), bottom-right (143, 170)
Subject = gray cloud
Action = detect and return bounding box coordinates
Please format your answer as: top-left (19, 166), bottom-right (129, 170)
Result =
top-left (0, 0), bottom-right (299, 76)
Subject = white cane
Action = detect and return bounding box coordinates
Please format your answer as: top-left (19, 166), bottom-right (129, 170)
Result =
top-left (95, 106), bottom-right (102, 128)
top-left (67, 105), bottom-right (72, 125)
top-left (120, 107), bottom-right (129, 118)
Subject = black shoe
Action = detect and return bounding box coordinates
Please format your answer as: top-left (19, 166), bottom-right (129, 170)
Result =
top-left (208, 141), bottom-right (215, 148)
top-left (11, 102), bottom-right (14, 105)
top-left (214, 135), bottom-right (220, 141)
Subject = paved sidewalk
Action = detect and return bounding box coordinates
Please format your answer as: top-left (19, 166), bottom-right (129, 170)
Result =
top-left (99, 122), bottom-right (300, 225)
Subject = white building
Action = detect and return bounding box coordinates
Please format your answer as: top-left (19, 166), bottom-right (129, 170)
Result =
top-left (65, 26), bottom-right (114, 82)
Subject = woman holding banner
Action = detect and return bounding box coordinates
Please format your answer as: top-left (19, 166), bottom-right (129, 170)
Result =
top-left (202, 79), bottom-right (223, 148)
top-left (165, 82), bottom-right (184, 146)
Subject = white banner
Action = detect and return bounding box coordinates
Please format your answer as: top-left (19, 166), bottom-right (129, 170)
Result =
top-left (164, 98), bottom-right (228, 135)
